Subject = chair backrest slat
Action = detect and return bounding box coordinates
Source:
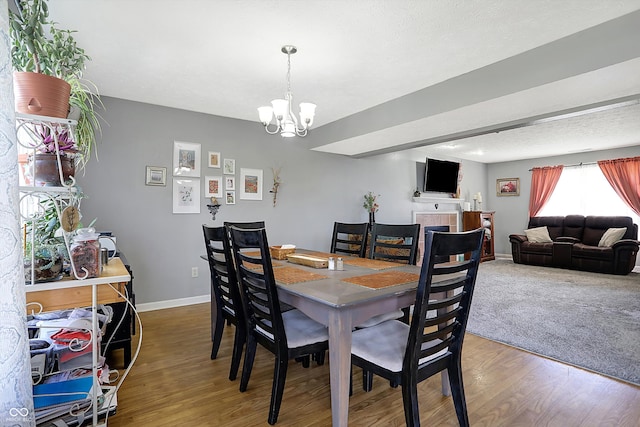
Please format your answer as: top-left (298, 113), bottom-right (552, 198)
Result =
top-left (331, 222), bottom-right (370, 258)
top-left (405, 228), bottom-right (484, 371)
top-left (202, 225), bottom-right (242, 319)
top-left (228, 226), bottom-right (286, 352)
top-left (369, 223), bottom-right (421, 265)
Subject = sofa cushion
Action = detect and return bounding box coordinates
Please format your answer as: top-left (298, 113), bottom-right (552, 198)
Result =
top-left (521, 241), bottom-right (553, 254)
top-left (598, 227), bottom-right (627, 247)
top-left (583, 216), bottom-right (636, 245)
top-left (524, 226), bottom-right (552, 243)
top-left (572, 243), bottom-right (614, 261)
top-left (528, 216), bottom-right (564, 240)
top-left (563, 215), bottom-right (586, 240)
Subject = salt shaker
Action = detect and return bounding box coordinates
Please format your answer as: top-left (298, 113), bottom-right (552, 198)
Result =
top-left (328, 257), bottom-right (335, 270)
top-left (336, 257), bottom-right (344, 271)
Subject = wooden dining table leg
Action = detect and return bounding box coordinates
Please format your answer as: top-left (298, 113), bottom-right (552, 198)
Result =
top-left (328, 307), bottom-right (352, 427)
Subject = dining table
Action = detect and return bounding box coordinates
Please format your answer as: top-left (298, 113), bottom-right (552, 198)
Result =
top-left (270, 249), bottom-right (452, 427)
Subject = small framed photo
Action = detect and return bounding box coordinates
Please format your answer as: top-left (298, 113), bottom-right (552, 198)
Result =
top-left (223, 158), bottom-right (236, 175)
top-left (225, 191), bottom-right (236, 205)
top-left (208, 151), bottom-right (221, 168)
top-left (240, 168), bottom-right (263, 201)
top-left (173, 179), bottom-right (201, 214)
top-left (173, 141), bottom-right (201, 177)
top-left (497, 178), bottom-right (520, 196)
top-left (145, 166), bottom-right (167, 186)
top-left (225, 176), bottom-right (236, 190)
top-left (204, 176), bottom-right (223, 198)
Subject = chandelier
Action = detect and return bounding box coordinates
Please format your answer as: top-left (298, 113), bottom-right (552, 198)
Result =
top-left (258, 45), bottom-right (316, 138)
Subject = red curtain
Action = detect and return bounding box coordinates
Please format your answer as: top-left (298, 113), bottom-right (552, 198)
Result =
top-left (598, 156), bottom-right (640, 217)
top-left (529, 165), bottom-right (564, 217)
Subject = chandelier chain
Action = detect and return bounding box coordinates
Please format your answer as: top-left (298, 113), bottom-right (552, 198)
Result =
top-left (286, 52), bottom-right (292, 94)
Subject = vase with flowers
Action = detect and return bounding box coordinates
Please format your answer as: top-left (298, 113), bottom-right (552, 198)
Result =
top-left (363, 191), bottom-right (379, 225)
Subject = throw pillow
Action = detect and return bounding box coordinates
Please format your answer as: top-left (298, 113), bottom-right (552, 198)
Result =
top-left (598, 227), bottom-right (627, 247)
top-left (524, 226), bottom-right (552, 243)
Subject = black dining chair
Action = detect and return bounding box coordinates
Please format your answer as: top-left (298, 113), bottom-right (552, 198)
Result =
top-left (202, 225), bottom-right (246, 381)
top-left (350, 228), bottom-right (484, 427)
top-left (369, 223), bottom-right (421, 265)
top-left (330, 222), bottom-right (370, 258)
top-left (223, 220), bottom-right (266, 232)
top-left (357, 223), bottom-right (421, 328)
top-left (424, 225), bottom-right (451, 264)
top-left (228, 226), bottom-right (329, 425)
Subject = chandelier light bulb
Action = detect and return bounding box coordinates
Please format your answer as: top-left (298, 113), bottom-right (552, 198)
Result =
top-left (258, 106), bottom-right (274, 124)
top-left (271, 98), bottom-right (289, 121)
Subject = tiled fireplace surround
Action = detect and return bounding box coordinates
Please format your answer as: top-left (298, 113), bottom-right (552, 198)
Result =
top-left (412, 196), bottom-right (465, 265)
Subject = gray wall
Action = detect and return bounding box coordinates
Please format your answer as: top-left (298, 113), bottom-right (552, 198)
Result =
top-left (77, 97), bottom-right (486, 305)
top-left (76, 97), bottom-right (639, 305)
top-left (488, 145), bottom-right (640, 255)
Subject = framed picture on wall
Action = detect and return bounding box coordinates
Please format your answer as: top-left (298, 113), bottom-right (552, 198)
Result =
top-left (225, 191), bottom-right (236, 205)
top-left (204, 176), bottom-right (223, 198)
top-left (240, 168), bottom-right (263, 200)
top-left (496, 178), bottom-right (520, 196)
top-left (145, 166), bottom-right (167, 186)
top-left (173, 141), bottom-right (201, 177)
top-left (225, 176), bottom-right (236, 190)
top-left (208, 151), bottom-right (221, 168)
top-left (223, 158), bottom-right (236, 175)
top-left (173, 178), bottom-right (201, 213)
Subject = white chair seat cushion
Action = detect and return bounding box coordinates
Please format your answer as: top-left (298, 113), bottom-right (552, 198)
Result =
top-left (356, 303), bottom-right (436, 329)
top-left (356, 310), bottom-right (404, 328)
top-left (256, 309), bottom-right (328, 348)
top-left (351, 320), bottom-right (447, 372)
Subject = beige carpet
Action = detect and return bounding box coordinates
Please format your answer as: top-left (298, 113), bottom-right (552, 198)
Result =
top-left (467, 258), bottom-right (640, 385)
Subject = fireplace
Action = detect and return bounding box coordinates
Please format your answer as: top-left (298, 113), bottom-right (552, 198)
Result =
top-left (412, 210), bottom-right (460, 266)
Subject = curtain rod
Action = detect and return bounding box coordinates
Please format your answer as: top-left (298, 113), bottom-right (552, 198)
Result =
top-left (528, 161), bottom-right (598, 171)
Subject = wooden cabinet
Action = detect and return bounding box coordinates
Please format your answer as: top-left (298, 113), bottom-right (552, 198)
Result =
top-left (462, 211), bottom-right (495, 262)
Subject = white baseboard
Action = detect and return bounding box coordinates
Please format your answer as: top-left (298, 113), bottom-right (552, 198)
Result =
top-left (136, 294), bottom-right (210, 313)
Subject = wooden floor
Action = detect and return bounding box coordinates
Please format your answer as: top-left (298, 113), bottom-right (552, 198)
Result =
top-left (104, 303), bottom-right (640, 427)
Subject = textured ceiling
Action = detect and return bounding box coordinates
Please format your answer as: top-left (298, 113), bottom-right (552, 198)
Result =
top-left (42, 0), bottom-right (640, 163)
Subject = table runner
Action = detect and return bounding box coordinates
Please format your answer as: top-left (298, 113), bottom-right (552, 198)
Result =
top-left (342, 271), bottom-right (420, 289)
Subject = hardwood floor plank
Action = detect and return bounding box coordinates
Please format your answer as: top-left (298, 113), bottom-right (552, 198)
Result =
top-left (104, 303), bottom-right (640, 426)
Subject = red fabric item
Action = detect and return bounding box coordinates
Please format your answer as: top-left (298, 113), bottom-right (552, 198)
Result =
top-left (51, 329), bottom-right (91, 343)
top-left (529, 166), bottom-right (564, 217)
top-left (598, 156), bottom-right (640, 217)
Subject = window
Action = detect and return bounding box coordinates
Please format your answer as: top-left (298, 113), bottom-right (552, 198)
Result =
top-left (538, 164), bottom-right (640, 225)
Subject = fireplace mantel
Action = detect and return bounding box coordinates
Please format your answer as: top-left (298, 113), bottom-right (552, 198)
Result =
top-left (412, 196), bottom-right (465, 211)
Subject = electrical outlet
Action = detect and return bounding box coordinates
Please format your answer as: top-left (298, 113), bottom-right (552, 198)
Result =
top-left (191, 267), bottom-right (198, 278)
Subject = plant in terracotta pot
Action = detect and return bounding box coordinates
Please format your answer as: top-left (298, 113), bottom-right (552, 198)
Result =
top-left (10, 0), bottom-right (103, 171)
top-left (25, 125), bottom-right (78, 186)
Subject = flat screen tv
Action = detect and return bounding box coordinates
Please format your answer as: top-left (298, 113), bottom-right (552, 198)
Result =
top-left (423, 158), bottom-right (460, 194)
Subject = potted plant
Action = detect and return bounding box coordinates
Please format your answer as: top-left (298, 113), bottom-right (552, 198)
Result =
top-left (363, 191), bottom-right (380, 225)
top-left (27, 125), bottom-right (77, 186)
top-left (23, 191), bottom-right (90, 283)
top-left (23, 198), bottom-right (67, 283)
top-left (10, 0), bottom-right (103, 171)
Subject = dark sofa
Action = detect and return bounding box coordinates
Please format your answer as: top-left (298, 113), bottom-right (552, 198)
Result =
top-left (509, 215), bottom-right (639, 275)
